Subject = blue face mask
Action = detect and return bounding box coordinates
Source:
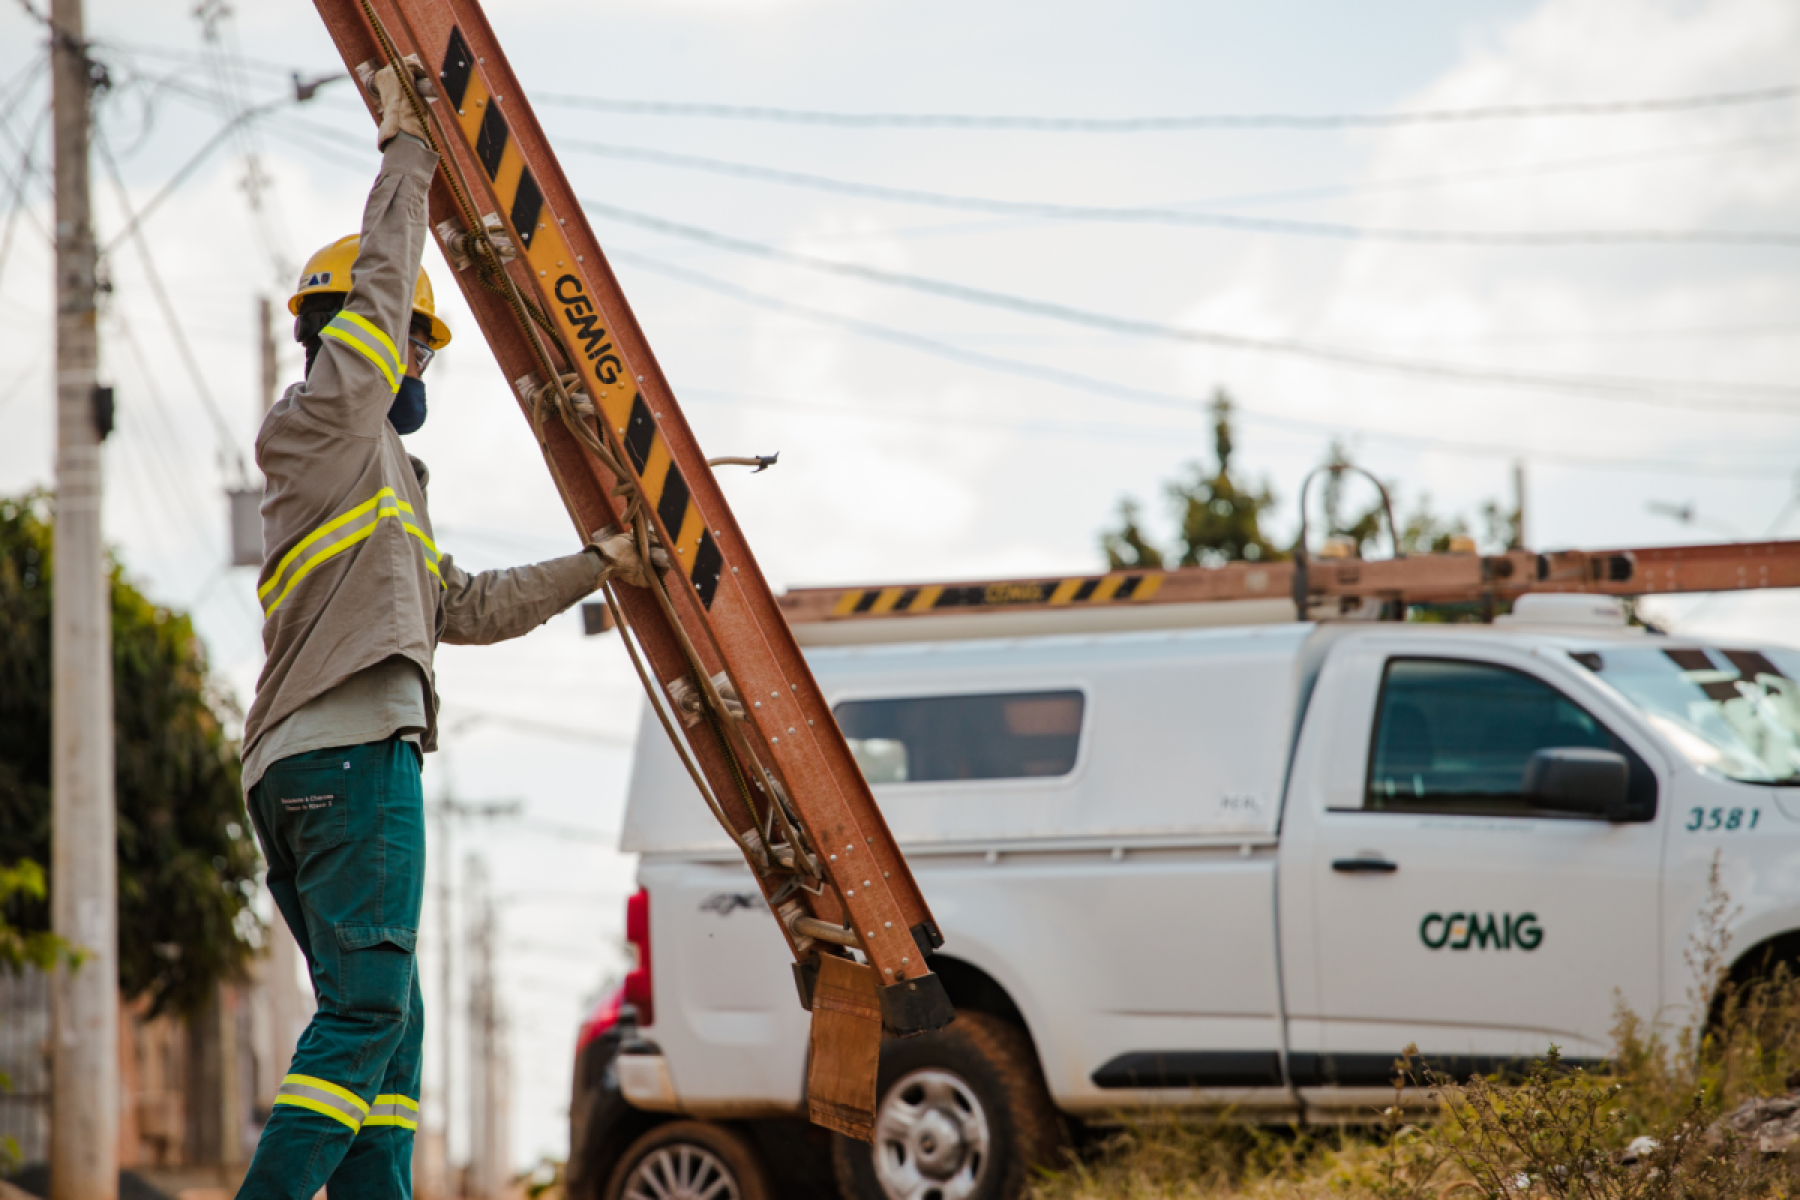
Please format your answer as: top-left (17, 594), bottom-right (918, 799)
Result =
top-left (388, 376), bottom-right (427, 435)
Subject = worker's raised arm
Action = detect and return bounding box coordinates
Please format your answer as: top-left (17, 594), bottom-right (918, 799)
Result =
top-left (294, 131), bottom-right (436, 437)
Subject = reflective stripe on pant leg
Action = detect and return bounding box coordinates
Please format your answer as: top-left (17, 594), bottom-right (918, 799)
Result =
top-left (362, 1094), bottom-right (419, 1131)
top-left (272, 1073), bottom-right (371, 1132)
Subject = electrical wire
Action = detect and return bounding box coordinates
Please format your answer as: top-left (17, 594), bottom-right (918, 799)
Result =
top-left (608, 247), bottom-right (1797, 479)
top-left (191, 0), bottom-right (295, 284)
top-left (584, 199), bottom-right (1800, 414)
top-left (92, 40), bottom-right (1800, 133)
top-left (97, 93), bottom-right (293, 254)
top-left (562, 137), bottom-right (1800, 249)
top-left (533, 82), bottom-right (1800, 131)
top-left (95, 128), bottom-right (249, 480)
top-left (0, 100), bottom-right (50, 290)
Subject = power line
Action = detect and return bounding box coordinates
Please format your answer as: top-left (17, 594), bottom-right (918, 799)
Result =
top-left (89, 40), bottom-right (1800, 133)
top-left (562, 137), bottom-right (1800, 249)
top-left (534, 82), bottom-right (1800, 131)
top-left (0, 99), bottom-right (50, 289)
top-left (96, 93), bottom-right (292, 254)
top-left (583, 200), bottom-right (1800, 413)
top-left (609, 247), bottom-right (1797, 479)
top-left (95, 128), bottom-right (248, 478)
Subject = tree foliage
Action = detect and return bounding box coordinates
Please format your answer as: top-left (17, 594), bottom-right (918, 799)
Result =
top-left (1099, 393), bottom-right (1522, 570)
top-left (0, 492), bottom-right (260, 1015)
top-left (1102, 392), bottom-right (1284, 569)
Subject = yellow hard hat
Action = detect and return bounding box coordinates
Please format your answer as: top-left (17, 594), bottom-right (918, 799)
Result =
top-left (289, 234), bottom-right (453, 349)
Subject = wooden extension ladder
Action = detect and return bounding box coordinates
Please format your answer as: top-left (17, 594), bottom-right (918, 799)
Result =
top-left (311, 0), bottom-right (951, 1136)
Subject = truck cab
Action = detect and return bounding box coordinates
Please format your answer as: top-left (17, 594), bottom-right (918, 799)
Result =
top-left (569, 596), bottom-right (1800, 1200)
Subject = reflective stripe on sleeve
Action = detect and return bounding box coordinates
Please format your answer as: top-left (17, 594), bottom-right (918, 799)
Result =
top-left (260, 487), bottom-right (442, 617)
top-left (362, 1093), bottom-right (420, 1131)
top-left (321, 311), bottom-right (404, 393)
top-left (273, 1073), bottom-right (370, 1131)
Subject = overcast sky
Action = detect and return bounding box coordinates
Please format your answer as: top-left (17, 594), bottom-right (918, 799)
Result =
top-left (1, 0), bottom-right (1797, 1170)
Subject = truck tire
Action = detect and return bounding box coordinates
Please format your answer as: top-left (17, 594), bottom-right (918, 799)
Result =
top-left (604, 1120), bottom-right (773, 1200)
top-left (833, 1011), bottom-right (1063, 1200)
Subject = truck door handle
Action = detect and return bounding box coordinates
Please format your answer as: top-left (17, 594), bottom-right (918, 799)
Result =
top-left (1332, 856), bottom-right (1398, 874)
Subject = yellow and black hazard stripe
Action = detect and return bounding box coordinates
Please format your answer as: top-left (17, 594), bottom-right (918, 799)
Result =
top-left (618, 393), bottom-right (725, 608)
top-left (437, 27), bottom-right (725, 610)
top-left (832, 572), bottom-right (1162, 617)
top-left (439, 28), bottom-right (544, 254)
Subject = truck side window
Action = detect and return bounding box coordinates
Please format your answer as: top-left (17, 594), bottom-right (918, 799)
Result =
top-left (834, 690), bottom-right (1085, 784)
top-left (1364, 659), bottom-right (1651, 817)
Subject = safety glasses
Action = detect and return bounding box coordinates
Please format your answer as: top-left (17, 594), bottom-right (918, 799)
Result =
top-left (408, 337), bottom-right (436, 377)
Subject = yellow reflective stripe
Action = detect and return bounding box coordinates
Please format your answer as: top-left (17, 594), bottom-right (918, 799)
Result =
top-left (284, 1074), bottom-right (371, 1115)
top-left (261, 493), bottom-right (441, 617)
top-left (274, 1093), bottom-right (363, 1130)
top-left (273, 1073), bottom-right (370, 1131)
top-left (322, 315), bottom-right (402, 393)
top-left (263, 522), bottom-right (381, 617)
top-left (361, 1093), bottom-right (421, 1132)
top-left (336, 311), bottom-right (401, 367)
top-left (260, 489), bottom-right (400, 602)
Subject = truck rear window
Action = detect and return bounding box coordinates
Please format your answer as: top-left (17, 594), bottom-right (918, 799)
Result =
top-left (834, 690), bottom-right (1085, 784)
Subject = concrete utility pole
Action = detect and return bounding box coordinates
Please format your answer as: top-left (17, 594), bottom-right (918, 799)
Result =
top-left (428, 792), bottom-right (519, 1198)
top-left (464, 855), bottom-right (509, 1200)
top-left (48, 0), bottom-right (119, 1197)
top-left (258, 295), bottom-right (278, 415)
top-left (1513, 461), bottom-right (1528, 549)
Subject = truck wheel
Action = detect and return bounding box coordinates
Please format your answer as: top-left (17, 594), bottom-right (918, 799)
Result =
top-left (604, 1120), bottom-right (772, 1200)
top-left (833, 1011), bottom-right (1062, 1200)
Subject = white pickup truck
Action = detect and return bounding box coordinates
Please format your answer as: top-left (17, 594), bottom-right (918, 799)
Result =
top-left (565, 595), bottom-right (1800, 1200)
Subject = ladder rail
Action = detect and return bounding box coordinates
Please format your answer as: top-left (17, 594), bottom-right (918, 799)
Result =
top-left (777, 539), bottom-right (1800, 627)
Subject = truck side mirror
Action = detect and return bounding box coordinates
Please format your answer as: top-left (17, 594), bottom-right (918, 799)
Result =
top-left (1524, 747), bottom-right (1630, 820)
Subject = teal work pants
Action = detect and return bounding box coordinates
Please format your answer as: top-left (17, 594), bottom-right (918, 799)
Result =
top-left (238, 737), bottom-right (425, 1200)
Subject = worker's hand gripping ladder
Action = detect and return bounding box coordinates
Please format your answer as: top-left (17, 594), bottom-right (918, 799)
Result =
top-left (310, 0), bottom-right (953, 1136)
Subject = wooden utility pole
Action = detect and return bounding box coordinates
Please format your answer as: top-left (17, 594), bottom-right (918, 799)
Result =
top-left (49, 0), bottom-right (118, 1197)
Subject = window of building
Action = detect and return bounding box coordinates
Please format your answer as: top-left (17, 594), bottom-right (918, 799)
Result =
top-left (834, 690), bottom-right (1086, 784)
top-left (1363, 659), bottom-right (1652, 817)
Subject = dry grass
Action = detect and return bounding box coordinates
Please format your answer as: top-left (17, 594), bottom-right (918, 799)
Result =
top-left (1033, 864), bottom-right (1800, 1200)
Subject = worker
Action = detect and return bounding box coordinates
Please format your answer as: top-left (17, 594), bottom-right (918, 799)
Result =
top-left (235, 61), bottom-right (659, 1200)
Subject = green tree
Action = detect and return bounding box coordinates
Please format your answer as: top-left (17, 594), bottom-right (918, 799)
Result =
top-left (0, 492), bottom-right (260, 1016)
top-left (1100, 392), bottom-right (1284, 569)
top-left (1098, 498), bottom-right (1165, 570)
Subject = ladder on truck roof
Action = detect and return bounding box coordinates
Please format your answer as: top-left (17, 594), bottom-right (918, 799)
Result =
top-left (311, 0), bottom-right (948, 1136)
top-left (776, 539), bottom-right (1800, 643)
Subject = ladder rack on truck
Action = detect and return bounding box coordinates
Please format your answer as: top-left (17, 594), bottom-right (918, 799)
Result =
top-left (776, 539), bottom-right (1800, 644)
top-left (310, 0), bottom-right (949, 1137)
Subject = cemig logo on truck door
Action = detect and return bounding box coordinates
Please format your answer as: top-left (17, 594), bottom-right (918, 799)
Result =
top-left (1420, 912), bottom-right (1543, 951)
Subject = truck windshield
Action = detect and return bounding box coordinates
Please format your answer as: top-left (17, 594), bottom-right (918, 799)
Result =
top-left (1580, 646), bottom-right (1800, 784)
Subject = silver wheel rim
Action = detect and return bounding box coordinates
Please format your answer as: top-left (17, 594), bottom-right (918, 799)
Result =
top-left (621, 1142), bottom-right (740, 1200)
top-left (871, 1067), bottom-right (992, 1200)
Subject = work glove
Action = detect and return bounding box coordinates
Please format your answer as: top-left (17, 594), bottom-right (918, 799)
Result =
top-left (372, 56), bottom-right (437, 149)
top-left (589, 526), bottom-right (672, 590)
